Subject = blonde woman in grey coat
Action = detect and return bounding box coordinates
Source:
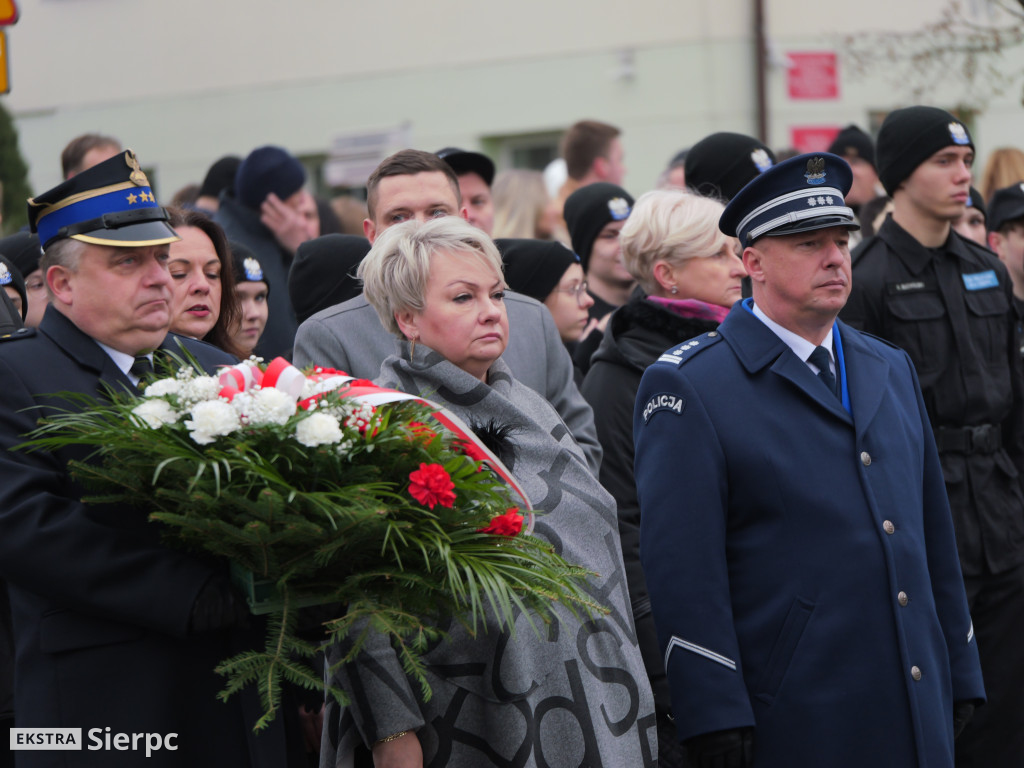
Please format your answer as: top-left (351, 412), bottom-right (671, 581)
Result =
top-left (320, 217), bottom-right (656, 768)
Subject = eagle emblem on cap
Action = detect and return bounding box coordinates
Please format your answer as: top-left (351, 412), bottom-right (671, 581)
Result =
top-left (125, 150), bottom-right (151, 187)
top-left (751, 148), bottom-right (773, 173)
top-left (805, 157), bottom-right (826, 186)
top-left (949, 122), bottom-right (970, 145)
top-left (243, 257), bottom-right (264, 281)
top-left (0, 263), bottom-right (10, 286)
top-left (607, 197), bottom-right (631, 221)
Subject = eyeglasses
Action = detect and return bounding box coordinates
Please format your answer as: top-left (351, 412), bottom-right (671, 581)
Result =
top-left (552, 281), bottom-right (590, 306)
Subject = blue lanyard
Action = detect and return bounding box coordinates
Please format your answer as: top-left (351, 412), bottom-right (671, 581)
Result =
top-left (743, 299), bottom-right (851, 413)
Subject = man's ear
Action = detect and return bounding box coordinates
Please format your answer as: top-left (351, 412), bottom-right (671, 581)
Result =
top-left (743, 245), bottom-right (765, 284)
top-left (363, 218), bottom-right (377, 244)
top-left (46, 264), bottom-right (74, 306)
top-left (988, 230), bottom-right (1003, 257)
top-left (592, 155), bottom-right (609, 181)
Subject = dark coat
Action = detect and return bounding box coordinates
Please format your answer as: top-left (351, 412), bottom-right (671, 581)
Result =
top-left (581, 297), bottom-right (718, 715)
top-left (634, 303), bottom-right (985, 767)
top-left (842, 218), bottom-right (1024, 575)
top-left (0, 309), bottom-right (295, 767)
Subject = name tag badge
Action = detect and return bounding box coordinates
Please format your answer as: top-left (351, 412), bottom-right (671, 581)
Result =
top-left (963, 270), bottom-right (999, 291)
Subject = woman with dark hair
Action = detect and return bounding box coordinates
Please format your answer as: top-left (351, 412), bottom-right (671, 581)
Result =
top-left (165, 207), bottom-right (243, 357)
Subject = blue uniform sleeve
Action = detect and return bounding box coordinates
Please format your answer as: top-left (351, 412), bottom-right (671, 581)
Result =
top-left (633, 361), bottom-right (755, 741)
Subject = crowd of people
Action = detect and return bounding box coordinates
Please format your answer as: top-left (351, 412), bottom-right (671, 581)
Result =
top-left (0, 108), bottom-right (1023, 768)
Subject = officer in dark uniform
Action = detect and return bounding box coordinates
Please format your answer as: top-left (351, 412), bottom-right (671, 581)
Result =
top-left (842, 106), bottom-right (1024, 768)
top-left (0, 151), bottom-right (305, 767)
top-left (635, 152), bottom-right (983, 767)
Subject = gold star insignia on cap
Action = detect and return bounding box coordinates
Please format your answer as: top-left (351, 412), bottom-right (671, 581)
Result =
top-left (127, 193), bottom-right (138, 204)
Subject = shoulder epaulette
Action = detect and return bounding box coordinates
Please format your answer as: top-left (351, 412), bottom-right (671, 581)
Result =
top-left (655, 330), bottom-right (723, 368)
top-left (0, 326), bottom-right (35, 342)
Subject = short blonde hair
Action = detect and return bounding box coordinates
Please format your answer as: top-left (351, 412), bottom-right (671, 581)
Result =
top-left (620, 190), bottom-right (729, 295)
top-left (358, 217), bottom-right (504, 336)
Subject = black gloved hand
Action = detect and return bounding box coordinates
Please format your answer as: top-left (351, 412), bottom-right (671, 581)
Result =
top-left (188, 577), bottom-right (250, 634)
top-left (685, 727), bottom-right (754, 768)
top-left (953, 700), bottom-right (976, 739)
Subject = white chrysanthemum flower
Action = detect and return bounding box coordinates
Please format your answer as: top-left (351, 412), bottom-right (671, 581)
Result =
top-left (181, 375), bottom-right (223, 404)
top-left (295, 412), bottom-right (343, 447)
top-left (131, 398), bottom-right (179, 428)
top-left (245, 387), bottom-right (297, 426)
top-left (143, 378), bottom-right (182, 397)
top-left (185, 400), bottom-right (240, 445)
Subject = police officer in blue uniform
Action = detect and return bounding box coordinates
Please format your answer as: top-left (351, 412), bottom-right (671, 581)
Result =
top-left (635, 152), bottom-right (984, 767)
top-left (842, 107), bottom-right (1024, 768)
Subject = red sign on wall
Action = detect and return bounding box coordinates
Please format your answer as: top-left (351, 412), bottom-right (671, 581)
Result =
top-left (791, 126), bottom-right (841, 153)
top-left (787, 52), bottom-right (838, 100)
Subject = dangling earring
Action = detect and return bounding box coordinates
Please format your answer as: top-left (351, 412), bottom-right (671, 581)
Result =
top-left (670, 286), bottom-right (679, 295)
top-left (409, 336), bottom-right (417, 357)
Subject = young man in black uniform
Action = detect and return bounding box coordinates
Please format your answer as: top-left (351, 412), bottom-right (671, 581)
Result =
top-left (842, 106), bottom-right (1024, 768)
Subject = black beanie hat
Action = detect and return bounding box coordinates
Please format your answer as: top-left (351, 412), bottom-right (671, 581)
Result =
top-left (199, 156), bottom-right (242, 199)
top-left (289, 234), bottom-right (371, 324)
top-left (0, 255), bottom-right (27, 320)
top-left (967, 186), bottom-right (986, 220)
top-left (496, 238), bottom-right (579, 302)
top-left (876, 106), bottom-right (974, 196)
top-left (685, 132), bottom-right (776, 202)
top-left (235, 146), bottom-right (306, 210)
top-left (563, 183), bottom-right (634, 271)
top-left (230, 241), bottom-right (268, 294)
top-left (0, 231), bottom-right (42, 279)
top-left (827, 125), bottom-right (876, 169)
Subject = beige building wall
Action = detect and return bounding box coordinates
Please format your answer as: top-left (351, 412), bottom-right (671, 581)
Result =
top-left (3, 0), bottom-right (1019, 200)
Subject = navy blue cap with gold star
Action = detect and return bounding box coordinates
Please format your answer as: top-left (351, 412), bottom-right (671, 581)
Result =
top-left (719, 152), bottom-right (859, 245)
top-left (27, 149), bottom-right (179, 250)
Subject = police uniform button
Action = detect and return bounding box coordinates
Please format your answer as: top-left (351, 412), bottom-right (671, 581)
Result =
top-left (883, 520), bottom-right (895, 534)
top-left (898, 591), bottom-right (909, 606)
top-left (860, 452), bottom-right (872, 466)
top-left (911, 666), bottom-right (922, 681)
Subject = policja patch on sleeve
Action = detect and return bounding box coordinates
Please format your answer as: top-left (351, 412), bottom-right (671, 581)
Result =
top-left (642, 392), bottom-right (686, 423)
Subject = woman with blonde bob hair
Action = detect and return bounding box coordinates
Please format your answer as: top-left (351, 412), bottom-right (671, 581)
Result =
top-left (322, 216), bottom-right (655, 768)
top-left (580, 189), bottom-right (746, 768)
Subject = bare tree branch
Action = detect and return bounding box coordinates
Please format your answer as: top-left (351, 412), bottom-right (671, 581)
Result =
top-left (841, 0), bottom-right (1024, 106)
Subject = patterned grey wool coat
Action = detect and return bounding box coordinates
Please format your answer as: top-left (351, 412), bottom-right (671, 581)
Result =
top-left (320, 343), bottom-right (657, 768)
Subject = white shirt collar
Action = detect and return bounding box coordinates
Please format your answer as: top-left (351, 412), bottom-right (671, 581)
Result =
top-left (751, 302), bottom-right (834, 372)
top-left (95, 341), bottom-right (152, 386)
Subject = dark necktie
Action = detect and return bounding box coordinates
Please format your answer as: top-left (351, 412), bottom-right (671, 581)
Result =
top-left (129, 355), bottom-right (154, 389)
top-left (808, 345), bottom-right (837, 398)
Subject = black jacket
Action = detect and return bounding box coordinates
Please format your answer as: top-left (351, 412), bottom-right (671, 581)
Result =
top-left (580, 297), bottom-right (718, 714)
top-left (0, 309), bottom-right (301, 767)
top-left (842, 216), bottom-right (1024, 575)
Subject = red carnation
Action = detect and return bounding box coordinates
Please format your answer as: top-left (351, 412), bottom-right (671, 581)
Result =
top-left (408, 463), bottom-right (457, 509)
top-left (478, 507), bottom-right (524, 537)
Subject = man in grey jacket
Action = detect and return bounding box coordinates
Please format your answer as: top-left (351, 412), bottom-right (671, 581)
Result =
top-left (293, 149), bottom-right (602, 474)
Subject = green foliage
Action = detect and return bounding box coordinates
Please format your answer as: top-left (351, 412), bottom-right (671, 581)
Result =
top-left (0, 98), bottom-right (30, 233)
top-left (20, 362), bottom-right (599, 730)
